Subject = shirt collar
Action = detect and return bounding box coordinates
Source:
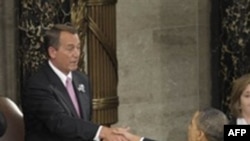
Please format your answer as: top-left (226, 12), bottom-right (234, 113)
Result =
top-left (237, 118), bottom-right (249, 125)
top-left (48, 60), bottom-right (72, 86)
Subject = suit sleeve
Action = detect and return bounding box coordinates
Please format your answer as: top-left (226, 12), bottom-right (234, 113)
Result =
top-left (143, 138), bottom-right (156, 141)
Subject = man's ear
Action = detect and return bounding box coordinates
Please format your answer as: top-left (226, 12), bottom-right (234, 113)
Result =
top-left (48, 46), bottom-right (57, 59)
top-left (197, 130), bottom-right (205, 141)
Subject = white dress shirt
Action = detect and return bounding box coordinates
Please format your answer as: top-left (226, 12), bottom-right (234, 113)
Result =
top-left (237, 118), bottom-right (249, 125)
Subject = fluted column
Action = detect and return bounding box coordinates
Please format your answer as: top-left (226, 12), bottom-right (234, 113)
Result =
top-left (86, 0), bottom-right (118, 125)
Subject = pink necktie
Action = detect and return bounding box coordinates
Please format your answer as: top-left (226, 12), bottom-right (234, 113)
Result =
top-left (65, 77), bottom-right (80, 117)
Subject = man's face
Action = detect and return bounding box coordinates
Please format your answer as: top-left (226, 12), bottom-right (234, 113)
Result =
top-left (49, 31), bottom-right (81, 75)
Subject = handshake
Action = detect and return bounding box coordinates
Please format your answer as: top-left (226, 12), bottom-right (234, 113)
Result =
top-left (101, 126), bottom-right (143, 141)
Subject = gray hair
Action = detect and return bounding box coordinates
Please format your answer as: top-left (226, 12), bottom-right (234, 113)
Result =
top-left (196, 108), bottom-right (228, 141)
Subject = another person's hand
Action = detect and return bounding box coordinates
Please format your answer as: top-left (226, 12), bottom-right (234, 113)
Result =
top-left (112, 127), bottom-right (142, 141)
top-left (101, 126), bottom-right (129, 141)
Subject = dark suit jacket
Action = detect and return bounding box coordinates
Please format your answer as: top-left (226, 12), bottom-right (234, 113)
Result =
top-left (21, 62), bottom-right (99, 141)
top-left (144, 138), bottom-right (155, 141)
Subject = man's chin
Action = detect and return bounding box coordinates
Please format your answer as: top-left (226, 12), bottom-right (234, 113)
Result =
top-left (70, 66), bottom-right (78, 71)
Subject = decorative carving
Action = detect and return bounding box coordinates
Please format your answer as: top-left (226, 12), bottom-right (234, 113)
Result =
top-left (220, 0), bottom-right (250, 115)
top-left (18, 0), bottom-right (71, 89)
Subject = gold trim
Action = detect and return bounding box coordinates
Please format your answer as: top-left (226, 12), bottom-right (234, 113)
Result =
top-left (92, 96), bottom-right (119, 109)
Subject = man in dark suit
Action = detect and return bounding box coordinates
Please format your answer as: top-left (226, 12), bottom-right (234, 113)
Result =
top-left (21, 24), bottom-right (128, 141)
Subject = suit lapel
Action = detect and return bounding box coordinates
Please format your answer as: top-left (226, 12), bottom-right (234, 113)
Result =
top-left (44, 63), bottom-right (79, 118)
top-left (72, 73), bottom-right (90, 120)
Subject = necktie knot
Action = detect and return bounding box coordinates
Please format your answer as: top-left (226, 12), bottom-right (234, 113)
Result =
top-left (66, 77), bottom-right (72, 85)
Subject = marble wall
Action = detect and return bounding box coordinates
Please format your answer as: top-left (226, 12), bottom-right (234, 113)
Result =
top-left (114, 0), bottom-right (211, 140)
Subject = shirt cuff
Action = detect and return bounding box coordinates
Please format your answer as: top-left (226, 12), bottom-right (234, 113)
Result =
top-left (93, 126), bottom-right (103, 141)
top-left (140, 137), bottom-right (145, 141)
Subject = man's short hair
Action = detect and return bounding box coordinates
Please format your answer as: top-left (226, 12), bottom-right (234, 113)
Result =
top-left (196, 108), bottom-right (228, 141)
top-left (44, 24), bottom-right (78, 56)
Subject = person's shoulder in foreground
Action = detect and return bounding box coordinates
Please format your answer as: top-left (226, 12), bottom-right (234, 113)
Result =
top-left (143, 138), bottom-right (156, 141)
top-left (0, 111), bottom-right (7, 137)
